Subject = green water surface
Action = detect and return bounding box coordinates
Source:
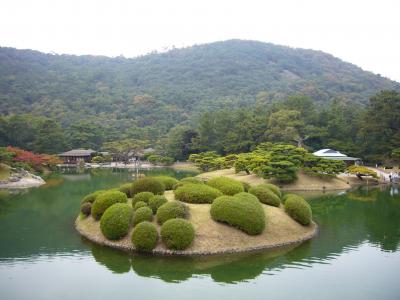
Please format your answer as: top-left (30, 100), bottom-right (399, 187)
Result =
top-left (0, 168), bottom-right (399, 300)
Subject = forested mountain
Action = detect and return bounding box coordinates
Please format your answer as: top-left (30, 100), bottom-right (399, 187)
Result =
top-left (1, 40), bottom-right (398, 122)
top-left (0, 40), bottom-right (399, 159)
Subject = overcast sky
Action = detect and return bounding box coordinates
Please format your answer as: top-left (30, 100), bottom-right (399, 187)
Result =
top-left (1, 0), bottom-right (399, 82)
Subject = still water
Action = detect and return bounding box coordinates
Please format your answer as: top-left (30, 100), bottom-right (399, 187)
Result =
top-left (0, 168), bottom-right (400, 300)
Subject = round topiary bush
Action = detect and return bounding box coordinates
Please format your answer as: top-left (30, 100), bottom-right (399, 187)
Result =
top-left (210, 194), bottom-right (265, 235)
top-left (234, 192), bottom-right (260, 203)
top-left (91, 190), bottom-right (128, 220)
top-left (156, 201), bottom-right (187, 224)
top-left (153, 176), bottom-right (179, 190)
top-left (284, 194), bottom-right (312, 225)
top-left (80, 202), bottom-right (92, 216)
top-left (81, 190), bottom-right (105, 204)
top-left (148, 195), bottom-right (168, 214)
top-left (249, 184), bottom-right (281, 207)
top-left (160, 218), bottom-right (195, 250)
top-left (134, 201), bottom-right (148, 211)
top-left (100, 203), bottom-right (133, 240)
top-left (133, 206), bottom-right (153, 226)
top-left (206, 177), bottom-right (245, 195)
top-left (131, 177), bottom-right (165, 196)
top-left (131, 221), bottom-right (158, 252)
top-left (263, 183), bottom-right (282, 198)
top-left (119, 183), bottom-right (132, 197)
top-left (174, 183), bottom-right (222, 204)
top-left (132, 191), bottom-right (154, 207)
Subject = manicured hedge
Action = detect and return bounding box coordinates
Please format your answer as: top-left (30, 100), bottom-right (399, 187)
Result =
top-left (153, 176), bottom-right (179, 190)
top-left (131, 177), bottom-right (165, 196)
top-left (100, 203), bottom-right (133, 240)
top-left (156, 201), bottom-right (187, 224)
top-left (80, 202), bottom-right (92, 216)
top-left (148, 195), bottom-right (168, 214)
top-left (91, 190), bottom-right (128, 220)
top-left (263, 183), bottom-right (282, 198)
top-left (249, 184), bottom-right (281, 207)
top-left (131, 222), bottom-right (158, 252)
top-left (284, 194), bottom-right (312, 225)
top-left (132, 191), bottom-right (154, 206)
top-left (81, 190), bottom-right (105, 204)
top-left (210, 194), bottom-right (265, 235)
top-left (174, 183), bottom-right (222, 204)
top-left (134, 201), bottom-right (148, 211)
top-left (119, 183), bottom-right (132, 197)
top-left (173, 177), bottom-right (204, 189)
top-left (206, 177), bottom-right (245, 195)
top-left (133, 206), bottom-right (153, 226)
top-left (161, 218), bottom-right (195, 250)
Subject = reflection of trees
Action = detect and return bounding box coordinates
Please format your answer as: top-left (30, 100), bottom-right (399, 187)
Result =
top-left (90, 243), bottom-right (131, 274)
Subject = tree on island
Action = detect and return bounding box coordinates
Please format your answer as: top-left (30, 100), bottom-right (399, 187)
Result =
top-left (102, 139), bottom-right (148, 163)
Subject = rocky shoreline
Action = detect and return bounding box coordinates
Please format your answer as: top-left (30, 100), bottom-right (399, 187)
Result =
top-left (0, 168), bottom-right (45, 188)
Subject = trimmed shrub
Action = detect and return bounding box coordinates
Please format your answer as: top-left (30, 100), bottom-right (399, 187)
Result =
top-left (153, 176), bottom-right (179, 190)
top-left (131, 222), bottom-right (158, 252)
top-left (80, 202), bottom-right (92, 216)
top-left (131, 177), bottom-right (165, 196)
top-left (156, 201), bottom-right (187, 224)
top-left (210, 194), bottom-right (265, 235)
top-left (119, 183), bottom-right (132, 197)
top-left (241, 181), bottom-right (251, 192)
top-left (148, 195), bottom-right (168, 214)
top-left (263, 183), bottom-right (281, 198)
top-left (100, 203), bottom-right (133, 240)
top-left (133, 206), bottom-right (153, 226)
top-left (134, 201), bottom-right (148, 211)
top-left (284, 194), bottom-right (312, 225)
top-left (249, 184), bottom-right (281, 207)
top-left (91, 190), bottom-right (128, 220)
top-left (160, 218), bottom-right (195, 250)
top-left (132, 191), bottom-right (154, 206)
top-left (234, 192), bottom-right (260, 203)
top-left (81, 190), bottom-right (105, 204)
top-left (174, 183), bottom-right (223, 204)
top-left (207, 176), bottom-right (245, 195)
top-left (173, 177), bottom-right (204, 189)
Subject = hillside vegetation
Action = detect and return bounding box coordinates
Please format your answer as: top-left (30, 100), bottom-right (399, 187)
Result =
top-left (0, 40), bottom-right (399, 160)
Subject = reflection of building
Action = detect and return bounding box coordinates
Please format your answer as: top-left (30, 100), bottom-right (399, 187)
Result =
top-left (313, 149), bottom-right (361, 166)
top-left (59, 149), bottom-right (97, 164)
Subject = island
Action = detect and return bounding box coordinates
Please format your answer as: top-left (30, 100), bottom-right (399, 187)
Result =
top-left (75, 175), bottom-right (317, 255)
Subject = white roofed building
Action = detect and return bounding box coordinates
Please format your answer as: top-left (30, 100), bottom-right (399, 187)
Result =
top-left (313, 149), bottom-right (361, 165)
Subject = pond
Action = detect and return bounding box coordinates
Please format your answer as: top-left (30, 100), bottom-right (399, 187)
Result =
top-left (0, 168), bottom-right (399, 300)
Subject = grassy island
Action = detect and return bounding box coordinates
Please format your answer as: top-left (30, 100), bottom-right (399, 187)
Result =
top-left (75, 175), bottom-right (317, 255)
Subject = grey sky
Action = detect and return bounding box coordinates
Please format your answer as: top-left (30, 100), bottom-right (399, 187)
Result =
top-left (1, 0), bottom-right (399, 82)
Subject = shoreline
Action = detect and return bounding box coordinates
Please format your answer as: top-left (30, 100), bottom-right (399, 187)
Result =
top-left (75, 217), bottom-right (318, 256)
